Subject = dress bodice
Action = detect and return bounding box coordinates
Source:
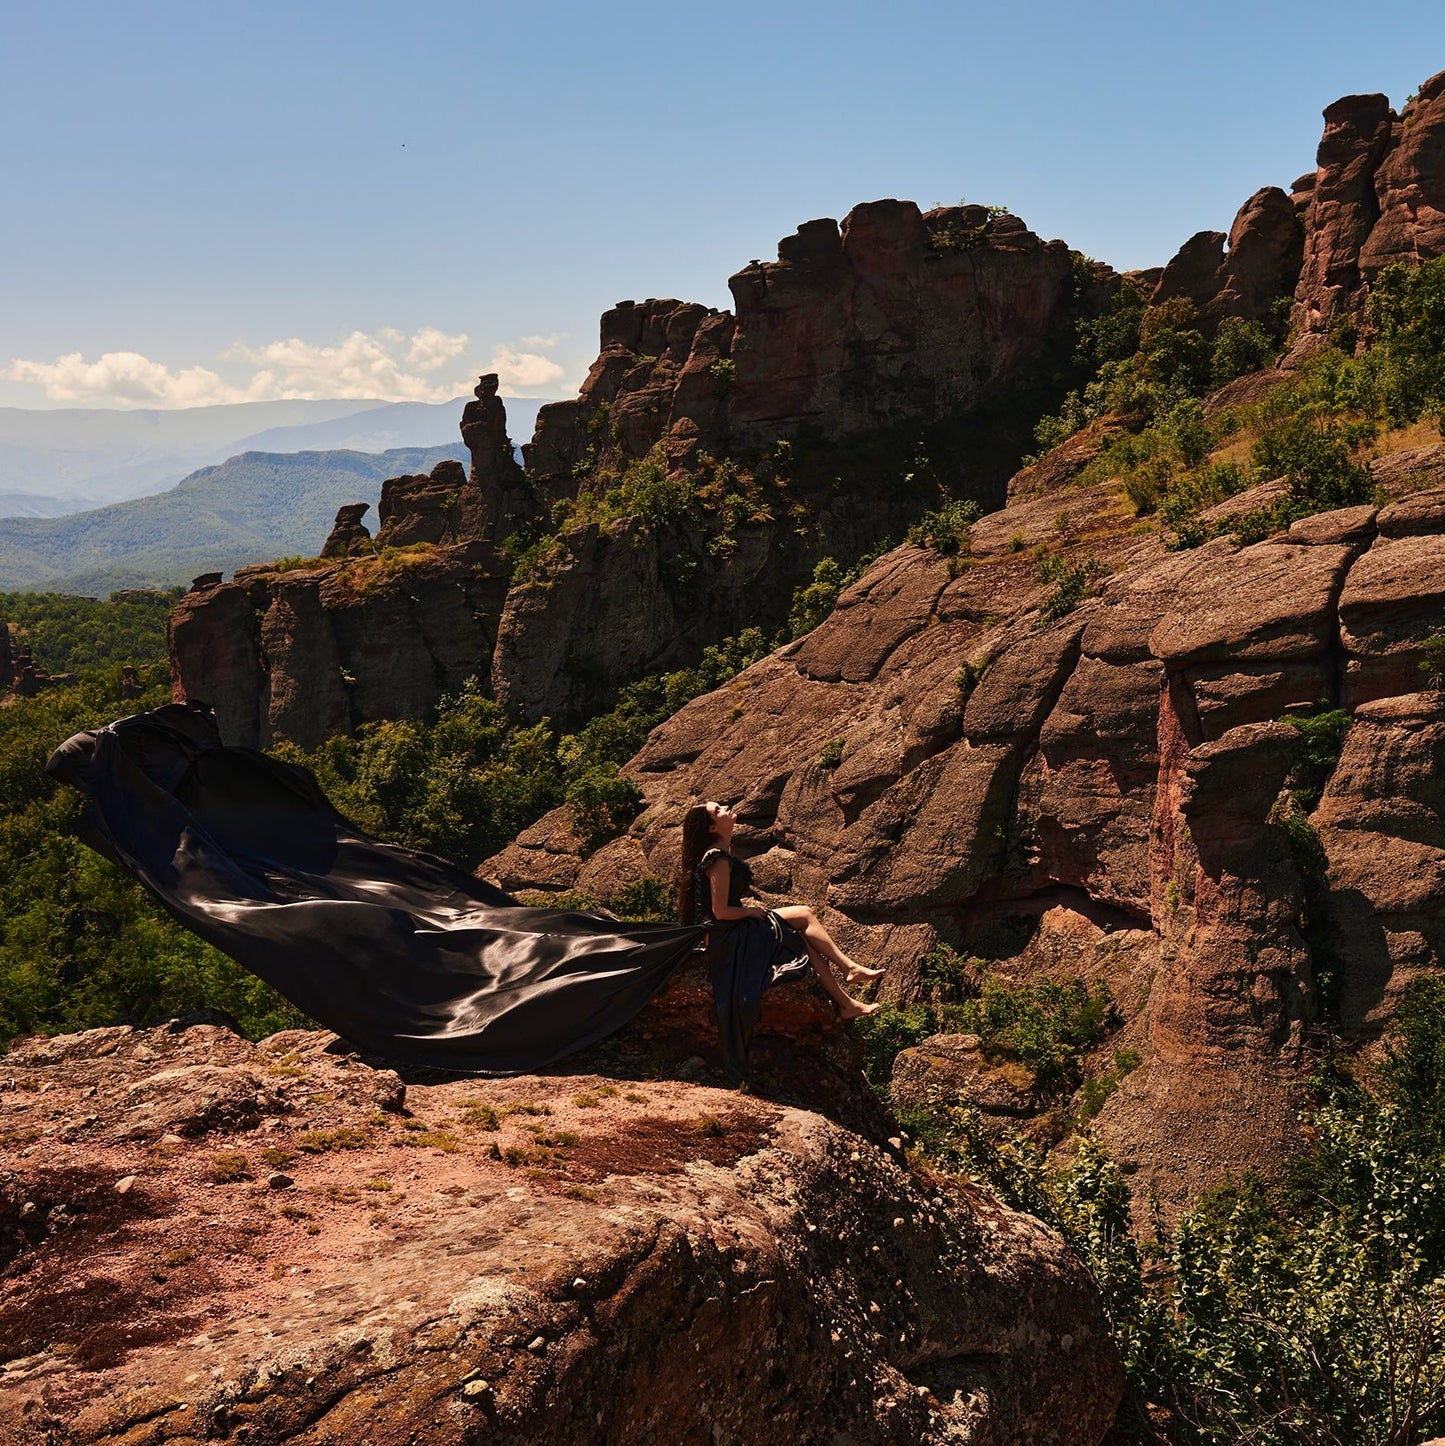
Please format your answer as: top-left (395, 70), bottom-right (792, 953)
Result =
top-left (693, 848), bottom-right (752, 928)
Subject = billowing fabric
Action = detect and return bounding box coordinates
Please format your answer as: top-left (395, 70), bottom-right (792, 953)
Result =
top-left (46, 702), bottom-right (706, 1075)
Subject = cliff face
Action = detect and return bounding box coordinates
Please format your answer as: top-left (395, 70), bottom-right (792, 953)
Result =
top-left (169, 69), bottom-right (1445, 746)
top-left (527, 201), bottom-right (1084, 489)
top-left (0, 1011), bottom-right (1122, 1444)
top-left (1156, 67), bottom-right (1445, 351)
top-left (486, 450), bottom-right (1445, 1209)
top-left (169, 541), bottom-right (512, 751)
top-left (172, 205), bottom-right (1104, 740)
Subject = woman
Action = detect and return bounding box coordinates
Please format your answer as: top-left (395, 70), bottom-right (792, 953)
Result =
top-left (677, 799), bottom-right (880, 1020)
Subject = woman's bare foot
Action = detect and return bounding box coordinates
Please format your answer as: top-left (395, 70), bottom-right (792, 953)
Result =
top-left (841, 962), bottom-right (884, 984)
top-left (837, 998), bottom-right (880, 1020)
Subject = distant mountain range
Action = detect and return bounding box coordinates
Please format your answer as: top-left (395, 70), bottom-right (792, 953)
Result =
top-left (0, 395), bottom-right (551, 518)
top-left (0, 444), bottom-right (470, 596)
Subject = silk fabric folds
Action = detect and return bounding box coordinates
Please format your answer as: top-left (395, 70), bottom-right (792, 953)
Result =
top-left (46, 703), bottom-right (708, 1075)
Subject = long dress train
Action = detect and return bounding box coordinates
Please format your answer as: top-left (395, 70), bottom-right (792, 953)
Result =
top-left (46, 702), bottom-right (705, 1075)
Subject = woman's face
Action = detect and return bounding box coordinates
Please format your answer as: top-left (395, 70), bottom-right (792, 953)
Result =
top-left (706, 800), bottom-right (735, 841)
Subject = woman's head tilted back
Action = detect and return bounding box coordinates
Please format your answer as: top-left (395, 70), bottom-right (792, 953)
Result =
top-left (676, 800), bottom-right (729, 926)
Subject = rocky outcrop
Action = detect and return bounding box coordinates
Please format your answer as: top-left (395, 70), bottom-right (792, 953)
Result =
top-left (490, 202), bottom-right (1112, 719)
top-left (1291, 68), bottom-right (1445, 348)
top-left (1152, 187), bottom-right (1304, 329)
top-left (4, 642), bottom-right (77, 699)
top-left (487, 453), bottom-right (1445, 1209)
top-left (320, 504), bottom-right (372, 559)
top-left (173, 205), bottom-right (1111, 735)
top-left (168, 543), bottom-right (511, 750)
top-left (0, 1016), bottom-right (1122, 1445)
top-left (526, 202), bottom-right (1092, 493)
top-left (1148, 67), bottom-right (1445, 351)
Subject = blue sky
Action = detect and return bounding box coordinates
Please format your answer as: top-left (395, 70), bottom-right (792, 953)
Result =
top-left (2, 1), bottom-right (1442, 408)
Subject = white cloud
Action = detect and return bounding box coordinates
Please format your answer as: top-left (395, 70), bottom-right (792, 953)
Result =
top-left (518, 332), bottom-right (563, 349)
top-left (487, 346), bottom-right (566, 390)
top-left (226, 328), bottom-right (474, 402)
top-left (0, 350), bottom-right (256, 406)
top-left (3, 327), bottom-right (571, 408)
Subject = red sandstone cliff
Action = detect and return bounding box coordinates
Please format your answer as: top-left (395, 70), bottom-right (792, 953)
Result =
top-left (485, 446), bottom-right (1445, 1210)
top-left (1155, 67), bottom-right (1445, 353)
top-left (172, 203), bottom-right (1110, 741)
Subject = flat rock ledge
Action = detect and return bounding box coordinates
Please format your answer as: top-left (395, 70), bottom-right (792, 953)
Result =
top-left (0, 1020), bottom-right (1121, 1445)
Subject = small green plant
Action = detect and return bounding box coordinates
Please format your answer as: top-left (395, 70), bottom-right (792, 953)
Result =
top-left (459, 1101), bottom-right (499, 1130)
top-left (692, 1113), bottom-right (725, 1137)
top-left (606, 874), bottom-right (671, 922)
top-left (789, 557), bottom-right (846, 639)
top-left (818, 737), bottom-right (845, 770)
top-left (566, 765), bottom-right (644, 855)
top-left (1421, 632), bottom-right (1445, 692)
top-left (1035, 548), bottom-right (1107, 622)
top-left (707, 357), bottom-right (737, 384)
top-left (296, 1127), bottom-right (369, 1153)
top-left (1283, 706), bottom-right (1352, 811)
top-left (955, 657), bottom-right (988, 703)
top-left (209, 1152), bottom-right (251, 1183)
top-left (907, 498), bottom-right (981, 557)
top-left (918, 942), bottom-right (976, 1002)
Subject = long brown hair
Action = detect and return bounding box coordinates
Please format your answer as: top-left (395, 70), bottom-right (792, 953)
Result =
top-left (677, 802), bottom-right (721, 926)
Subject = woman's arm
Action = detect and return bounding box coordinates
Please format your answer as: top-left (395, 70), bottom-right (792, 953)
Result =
top-left (707, 858), bottom-right (768, 922)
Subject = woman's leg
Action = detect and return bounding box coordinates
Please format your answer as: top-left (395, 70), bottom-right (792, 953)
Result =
top-left (804, 943), bottom-right (878, 1020)
top-left (773, 904), bottom-right (883, 983)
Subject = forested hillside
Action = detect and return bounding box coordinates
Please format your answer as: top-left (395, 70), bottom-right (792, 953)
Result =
top-left (0, 443), bottom-right (468, 593)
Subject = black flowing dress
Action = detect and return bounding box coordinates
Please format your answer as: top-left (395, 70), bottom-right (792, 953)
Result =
top-left (693, 846), bottom-right (812, 1080)
top-left (45, 702), bottom-right (706, 1075)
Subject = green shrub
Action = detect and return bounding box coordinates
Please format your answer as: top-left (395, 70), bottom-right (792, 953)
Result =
top-left (903, 994), bottom-right (1445, 1446)
top-left (564, 765), bottom-right (644, 854)
top-left (1284, 706), bottom-right (1352, 811)
top-left (611, 875), bottom-right (674, 922)
top-left (1210, 316), bottom-right (1280, 387)
top-left (1368, 254), bottom-right (1445, 425)
top-left (907, 498), bottom-right (981, 556)
top-left (1252, 415), bottom-right (1373, 515)
top-left (817, 737), bottom-right (845, 770)
top-left (1035, 548), bottom-right (1107, 622)
top-left (855, 1003), bottom-right (938, 1089)
top-left (1420, 632), bottom-right (1445, 691)
top-left (789, 557), bottom-right (846, 639)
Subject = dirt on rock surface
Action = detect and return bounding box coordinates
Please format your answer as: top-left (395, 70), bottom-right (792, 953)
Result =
top-left (0, 1016), bottom-right (1121, 1446)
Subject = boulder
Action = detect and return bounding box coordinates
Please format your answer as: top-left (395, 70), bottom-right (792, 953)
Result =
top-left (0, 1019), bottom-right (1122, 1445)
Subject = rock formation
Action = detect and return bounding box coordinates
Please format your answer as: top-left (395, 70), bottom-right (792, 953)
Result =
top-left (319, 504), bottom-right (372, 559)
top-left (486, 453), bottom-right (1445, 1210)
top-left (3, 642), bottom-right (77, 700)
top-left (169, 546), bottom-right (512, 750)
top-left (0, 1010), bottom-right (1122, 1444)
top-left (1152, 186), bottom-right (1304, 328)
top-left (527, 202), bottom-right (1090, 490)
top-left (1149, 66), bottom-right (1445, 354)
top-left (171, 207), bottom-right (1111, 737)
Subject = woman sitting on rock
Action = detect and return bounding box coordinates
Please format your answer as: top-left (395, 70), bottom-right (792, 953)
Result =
top-left (677, 799), bottom-right (881, 1020)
